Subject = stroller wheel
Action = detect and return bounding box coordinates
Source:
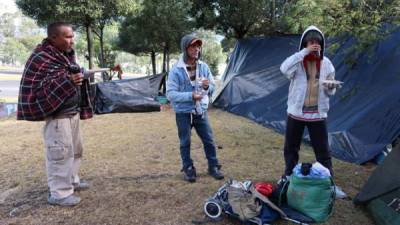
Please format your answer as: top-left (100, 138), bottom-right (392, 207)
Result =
top-left (204, 200), bottom-right (222, 219)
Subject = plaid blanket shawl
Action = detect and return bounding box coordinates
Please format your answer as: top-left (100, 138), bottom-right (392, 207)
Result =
top-left (17, 39), bottom-right (93, 121)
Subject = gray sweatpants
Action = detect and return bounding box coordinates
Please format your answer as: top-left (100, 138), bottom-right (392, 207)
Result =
top-left (43, 113), bottom-right (83, 199)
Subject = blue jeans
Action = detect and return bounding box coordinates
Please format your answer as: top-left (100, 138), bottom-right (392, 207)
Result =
top-left (175, 112), bottom-right (219, 170)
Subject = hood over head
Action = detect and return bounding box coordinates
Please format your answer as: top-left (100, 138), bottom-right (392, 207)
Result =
top-left (180, 34), bottom-right (202, 63)
top-left (299, 25), bottom-right (325, 60)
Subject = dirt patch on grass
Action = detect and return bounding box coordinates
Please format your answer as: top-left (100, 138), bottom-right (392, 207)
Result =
top-left (0, 107), bottom-right (374, 225)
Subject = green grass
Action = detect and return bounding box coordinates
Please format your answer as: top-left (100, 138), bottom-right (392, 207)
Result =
top-left (0, 108), bottom-right (374, 225)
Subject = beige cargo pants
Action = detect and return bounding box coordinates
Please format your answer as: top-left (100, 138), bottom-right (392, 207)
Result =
top-left (43, 113), bottom-right (83, 199)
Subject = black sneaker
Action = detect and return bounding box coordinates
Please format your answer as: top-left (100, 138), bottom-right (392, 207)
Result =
top-left (182, 165), bottom-right (196, 183)
top-left (208, 165), bottom-right (224, 180)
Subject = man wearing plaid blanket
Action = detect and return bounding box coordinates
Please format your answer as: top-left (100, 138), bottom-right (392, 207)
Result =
top-left (17, 22), bottom-right (118, 206)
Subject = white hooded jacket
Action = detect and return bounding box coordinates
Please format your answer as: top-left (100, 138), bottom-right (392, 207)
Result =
top-left (280, 25), bottom-right (336, 119)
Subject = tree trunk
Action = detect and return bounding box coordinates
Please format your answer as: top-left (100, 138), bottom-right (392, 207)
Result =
top-left (86, 25), bottom-right (95, 83)
top-left (151, 50), bottom-right (156, 75)
top-left (166, 47), bottom-right (170, 72)
top-left (99, 27), bottom-right (108, 81)
top-left (271, 0), bottom-right (276, 21)
top-left (162, 45), bottom-right (170, 95)
top-left (270, 0), bottom-right (276, 31)
top-left (86, 25), bottom-right (94, 69)
top-left (99, 28), bottom-right (105, 68)
top-left (162, 46), bottom-right (167, 73)
top-left (235, 26), bottom-right (246, 39)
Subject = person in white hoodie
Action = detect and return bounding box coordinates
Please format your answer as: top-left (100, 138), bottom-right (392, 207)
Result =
top-left (279, 26), bottom-right (340, 180)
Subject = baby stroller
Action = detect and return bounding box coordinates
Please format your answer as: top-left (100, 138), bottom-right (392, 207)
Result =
top-left (203, 180), bottom-right (311, 225)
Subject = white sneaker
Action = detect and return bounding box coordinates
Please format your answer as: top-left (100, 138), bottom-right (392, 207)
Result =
top-left (333, 185), bottom-right (347, 199)
top-left (48, 194), bottom-right (81, 206)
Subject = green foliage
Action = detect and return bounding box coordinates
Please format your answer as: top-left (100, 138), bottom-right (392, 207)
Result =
top-left (191, 0), bottom-right (293, 39)
top-left (93, 0), bottom-right (137, 30)
top-left (15, 0), bottom-right (97, 68)
top-left (73, 33), bottom-right (90, 66)
top-left (191, 0), bottom-right (269, 39)
top-left (0, 13), bottom-right (16, 39)
top-left (73, 23), bottom-right (119, 68)
top-left (281, 0), bottom-right (400, 60)
top-left (114, 51), bottom-right (150, 74)
top-left (9, 0), bottom-right (400, 71)
top-left (19, 35), bottom-right (45, 51)
top-left (15, 0), bottom-right (60, 26)
top-left (118, 0), bottom-right (193, 74)
top-left (16, 0), bottom-right (137, 69)
top-left (17, 0), bottom-right (127, 27)
top-left (280, 0), bottom-right (327, 34)
top-left (118, 0), bottom-right (192, 55)
top-left (327, 0), bottom-right (400, 54)
top-left (118, 13), bottom-right (158, 55)
top-left (0, 38), bottom-right (29, 65)
top-left (221, 37), bottom-right (237, 53)
top-left (91, 0), bottom-right (137, 68)
top-left (0, 11), bottom-right (45, 66)
top-left (195, 29), bottom-right (224, 76)
top-left (192, 0), bottom-right (400, 60)
top-left (94, 24), bottom-right (119, 68)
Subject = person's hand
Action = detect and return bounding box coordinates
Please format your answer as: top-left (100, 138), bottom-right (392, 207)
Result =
top-left (307, 43), bottom-right (321, 54)
top-left (69, 73), bottom-right (83, 86)
top-left (111, 64), bottom-right (123, 74)
top-left (202, 79), bottom-right (209, 90)
top-left (192, 91), bottom-right (203, 101)
top-left (323, 76), bottom-right (337, 89)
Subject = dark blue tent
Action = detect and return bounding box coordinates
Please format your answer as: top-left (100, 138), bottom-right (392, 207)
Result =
top-left (213, 31), bottom-right (400, 164)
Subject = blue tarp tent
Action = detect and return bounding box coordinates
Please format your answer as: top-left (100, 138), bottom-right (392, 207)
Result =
top-left (213, 30), bottom-right (400, 164)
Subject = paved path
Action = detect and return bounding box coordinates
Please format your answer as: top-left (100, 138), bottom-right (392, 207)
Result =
top-left (0, 80), bottom-right (19, 98)
top-left (0, 71), bottom-right (21, 102)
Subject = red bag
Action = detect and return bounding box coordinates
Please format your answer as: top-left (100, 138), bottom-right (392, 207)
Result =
top-left (255, 182), bottom-right (274, 197)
